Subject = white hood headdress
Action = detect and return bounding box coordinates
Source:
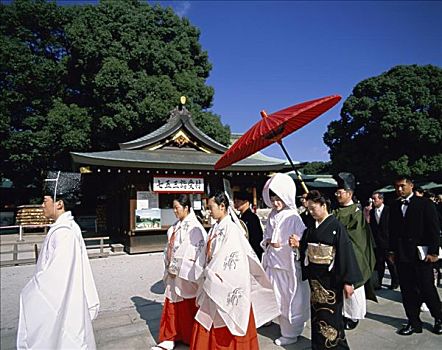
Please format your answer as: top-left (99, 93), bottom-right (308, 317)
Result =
top-left (263, 173), bottom-right (298, 210)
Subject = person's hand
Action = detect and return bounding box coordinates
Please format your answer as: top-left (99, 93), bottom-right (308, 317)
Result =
top-left (289, 234), bottom-right (300, 248)
top-left (425, 254), bottom-right (439, 263)
top-left (343, 284), bottom-right (354, 299)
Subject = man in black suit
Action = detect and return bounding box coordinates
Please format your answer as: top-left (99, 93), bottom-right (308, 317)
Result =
top-left (299, 192), bottom-right (315, 229)
top-left (389, 176), bottom-right (442, 335)
top-left (369, 191), bottom-right (399, 290)
top-left (233, 190), bottom-right (264, 260)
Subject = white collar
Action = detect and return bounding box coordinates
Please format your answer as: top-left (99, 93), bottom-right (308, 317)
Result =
top-left (343, 199), bottom-right (354, 207)
top-left (405, 193), bottom-right (414, 201)
top-left (51, 211), bottom-right (73, 227)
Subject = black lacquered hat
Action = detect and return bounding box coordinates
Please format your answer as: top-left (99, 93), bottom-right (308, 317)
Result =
top-left (335, 172), bottom-right (356, 191)
top-left (44, 171), bottom-right (82, 201)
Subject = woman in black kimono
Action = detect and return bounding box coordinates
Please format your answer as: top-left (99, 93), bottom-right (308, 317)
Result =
top-left (290, 190), bottom-right (363, 349)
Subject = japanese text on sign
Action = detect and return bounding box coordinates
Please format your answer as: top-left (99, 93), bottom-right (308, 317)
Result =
top-left (153, 177), bottom-right (204, 193)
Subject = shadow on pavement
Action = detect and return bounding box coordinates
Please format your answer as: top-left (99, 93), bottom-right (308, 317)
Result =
top-left (257, 322), bottom-right (311, 349)
top-left (131, 296), bottom-right (163, 341)
top-left (365, 311), bottom-right (407, 329)
top-left (150, 279), bottom-right (165, 295)
top-left (374, 288), bottom-right (403, 303)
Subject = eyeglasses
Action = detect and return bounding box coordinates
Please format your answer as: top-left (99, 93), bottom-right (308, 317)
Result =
top-left (335, 190), bottom-right (348, 196)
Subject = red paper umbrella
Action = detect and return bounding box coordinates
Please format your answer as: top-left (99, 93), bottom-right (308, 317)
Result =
top-left (215, 95), bottom-right (342, 193)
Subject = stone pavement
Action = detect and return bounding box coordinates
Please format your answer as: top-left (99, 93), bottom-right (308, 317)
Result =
top-left (1, 252), bottom-right (441, 349)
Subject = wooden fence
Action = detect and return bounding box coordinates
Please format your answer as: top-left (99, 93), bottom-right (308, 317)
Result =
top-left (0, 225), bottom-right (110, 267)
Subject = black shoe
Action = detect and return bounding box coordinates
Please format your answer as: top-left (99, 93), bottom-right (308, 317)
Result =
top-left (433, 319), bottom-right (442, 335)
top-left (344, 319), bottom-right (359, 330)
top-left (397, 324), bottom-right (423, 335)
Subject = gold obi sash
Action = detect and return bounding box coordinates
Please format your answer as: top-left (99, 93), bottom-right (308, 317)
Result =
top-left (307, 243), bottom-right (335, 265)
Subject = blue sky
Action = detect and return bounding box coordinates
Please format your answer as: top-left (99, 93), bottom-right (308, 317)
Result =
top-left (22, 1), bottom-right (442, 162)
top-left (150, 1), bottom-right (442, 162)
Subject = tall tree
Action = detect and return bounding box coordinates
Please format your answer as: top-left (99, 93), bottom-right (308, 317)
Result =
top-left (1, 0), bottom-right (230, 196)
top-left (324, 64), bottom-right (442, 187)
top-left (64, 0), bottom-right (229, 149)
top-left (0, 0), bottom-right (79, 194)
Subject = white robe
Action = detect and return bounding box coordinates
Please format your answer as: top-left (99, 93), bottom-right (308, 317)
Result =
top-left (163, 211), bottom-right (207, 302)
top-left (17, 211), bottom-right (100, 350)
top-left (261, 173), bottom-right (310, 336)
top-left (343, 286), bottom-right (367, 320)
top-left (262, 208), bottom-right (310, 327)
top-left (195, 215), bottom-right (279, 336)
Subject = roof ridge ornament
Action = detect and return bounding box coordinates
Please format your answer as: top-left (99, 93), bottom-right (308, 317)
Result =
top-left (168, 96), bottom-right (190, 121)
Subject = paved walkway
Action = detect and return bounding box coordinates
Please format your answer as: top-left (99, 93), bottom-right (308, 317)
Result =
top-left (1, 253), bottom-right (441, 349)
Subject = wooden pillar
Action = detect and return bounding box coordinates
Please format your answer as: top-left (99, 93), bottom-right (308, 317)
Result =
top-left (129, 190), bottom-right (136, 233)
top-left (252, 187), bottom-right (257, 208)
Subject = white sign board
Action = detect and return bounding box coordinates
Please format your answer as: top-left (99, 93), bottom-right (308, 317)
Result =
top-left (153, 177), bottom-right (204, 193)
top-left (136, 191), bottom-right (149, 209)
top-left (136, 191), bottom-right (159, 209)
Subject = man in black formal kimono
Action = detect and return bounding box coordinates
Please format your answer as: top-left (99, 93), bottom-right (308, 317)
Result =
top-left (389, 175), bottom-right (442, 335)
top-left (369, 191), bottom-right (399, 290)
top-left (233, 190), bottom-right (264, 260)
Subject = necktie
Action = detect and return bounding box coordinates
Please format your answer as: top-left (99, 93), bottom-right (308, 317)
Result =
top-left (401, 199), bottom-right (409, 217)
top-left (375, 209), bottom-right (380, 224)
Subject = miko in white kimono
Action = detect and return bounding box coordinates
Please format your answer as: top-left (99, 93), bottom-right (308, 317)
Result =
top-left (17, 171), bottom-right (99, 350)
top-left (153, 195), bottom-right (207, 350)
top-left (190, 191), bottom-right (279, 350)
top-left (261, 173), bottom-right (311, 346)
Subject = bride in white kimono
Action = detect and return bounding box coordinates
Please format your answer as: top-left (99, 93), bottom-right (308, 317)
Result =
top-left (261, 173), bottom-right (310, 346)
top-left (17, 171), bottom-right (99, 350)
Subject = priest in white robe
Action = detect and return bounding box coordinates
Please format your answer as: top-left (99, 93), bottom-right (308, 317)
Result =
top-left (17, 171), bottom-right (100, 350)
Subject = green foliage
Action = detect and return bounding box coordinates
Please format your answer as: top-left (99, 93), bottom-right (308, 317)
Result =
top-left (1, 0), bottom-right (70, 190)
top-left (63, 0), bottom-right (228, 149)
top-left (299, 161), bottom-right (331, 175)
top-left (1, 0), bottom-right (230, 193)
top-left (192, 110), bottom-right (231, 146)
top-left (324, 64), bottom-right (442, 187)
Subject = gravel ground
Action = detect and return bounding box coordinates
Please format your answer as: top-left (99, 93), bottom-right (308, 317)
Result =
top-left (1, 253), bottom-right (166, 331)
top-left (2, 252), bottom-right (442, 350)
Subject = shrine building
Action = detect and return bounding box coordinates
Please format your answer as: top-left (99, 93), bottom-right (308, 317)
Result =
top-left (71, 105), bottom-right (291, 253)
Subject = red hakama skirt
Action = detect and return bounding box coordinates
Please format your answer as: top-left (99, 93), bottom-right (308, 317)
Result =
top-left (158, 297), bottom-right (198, 345)
top-left (189, 308), bottom-right (259, 350)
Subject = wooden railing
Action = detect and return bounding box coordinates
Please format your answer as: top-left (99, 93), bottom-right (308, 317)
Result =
top-left (0, 239), bottom-right (42, 267)
top-left (83, 236), bottom-right (110, 259)
top-left (0, 225), bottom-right (110, 266)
